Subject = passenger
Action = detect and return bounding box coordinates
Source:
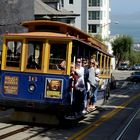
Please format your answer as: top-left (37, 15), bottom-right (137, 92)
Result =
top-left (95, 62), bottom-right (100, 85)
top-left (74, 58), bottom-right (85, 114)
top-left (69, 63), bottom-right (78, 102)
top-left (7, 49), bottom-right (12, 60)
top-left (57, 60), bottom-right (66, 70)
top-left (82, 58), bottom-right (89, 89)
top-left (88, 59), bottom-right (97, 110)
top-left (92, 62), bottom-right (101, 108)
top-left (27, 55), bottom-right (39, 69)
top-left (69, 63), bottom-right (79, 115)
top-left (82, 58), bottom-right (89, 114)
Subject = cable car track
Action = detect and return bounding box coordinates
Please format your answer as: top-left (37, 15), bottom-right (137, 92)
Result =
top-left (22, 128), bottom-right (52, 140)
top-left (0, 123), bottom-right (54, 140)
top-left (115, 103), bottom-right (140, 140)
top-left (0, 126), bottom-right (31, 139)
top-left (0, 124), bottom-right (14, 131)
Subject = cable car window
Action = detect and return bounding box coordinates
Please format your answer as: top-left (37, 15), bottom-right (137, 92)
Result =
top-left (6, 40), bottom-right (22, 67)
top-left (49, 43), bottom-right (67, 70)
top-left (26, 41), bottom-right (43, 69)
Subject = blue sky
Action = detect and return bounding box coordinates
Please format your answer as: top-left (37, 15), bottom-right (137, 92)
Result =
top-left (111, 0), bottom-right (140, 15)
top-left (110, 0), bottom-right (140, 42)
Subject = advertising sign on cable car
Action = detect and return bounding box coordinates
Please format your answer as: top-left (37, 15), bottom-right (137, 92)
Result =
top-left (4, 76), bottom-right (19, 95)
top-left (45, 78), bottom-right (63, 99)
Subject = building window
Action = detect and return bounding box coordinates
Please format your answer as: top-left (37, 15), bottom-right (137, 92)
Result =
top-left (89, 0), bottom-right (102, 7)
top-left (88, 11), bottom-right (102, 20)
top-left (69, 0), bottom-right (73, 4)
top-left (88, 24), bottom-right (100, 33)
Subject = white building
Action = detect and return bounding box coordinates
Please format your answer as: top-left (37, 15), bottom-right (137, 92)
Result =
top-left (61, 0), bottom-right (111, 40)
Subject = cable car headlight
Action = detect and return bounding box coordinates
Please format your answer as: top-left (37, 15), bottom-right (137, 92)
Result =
top-left (28, 84), bottom-right (36, 92)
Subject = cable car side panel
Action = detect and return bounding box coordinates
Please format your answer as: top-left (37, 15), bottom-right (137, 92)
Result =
top-left (0, 71), bottom-right (70, 112)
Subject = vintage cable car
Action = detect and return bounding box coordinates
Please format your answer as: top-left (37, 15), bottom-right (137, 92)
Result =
top-left (0, 20), bottom-right (112, 124)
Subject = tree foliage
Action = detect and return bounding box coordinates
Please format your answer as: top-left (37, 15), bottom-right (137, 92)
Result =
top-left (111, 35), bottom-right (133, 67)
top-left (129, 50), bottom-right (140, 65)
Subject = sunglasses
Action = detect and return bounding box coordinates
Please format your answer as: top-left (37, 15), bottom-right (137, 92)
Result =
top-left (90, 62), bottom-right (95, 64)
top-left (77, 61), bottom-right (81, 63)
top-left (82, 62), bottom-right (87, 64)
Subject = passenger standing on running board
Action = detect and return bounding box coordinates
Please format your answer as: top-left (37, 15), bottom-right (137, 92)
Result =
top-left (75, 58), bottom-right (85, 114)
top-left (88, 59), bottom-right (97, 110)
top-left (82, 58), bottom-right (89, 114)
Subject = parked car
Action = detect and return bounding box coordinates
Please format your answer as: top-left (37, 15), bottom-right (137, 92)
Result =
top-left (130, 64), bottom-right (140, 70)
top-left (127, 71), bottom-right (140, 82)
top-left (118, 63), bottom-right (129, 70)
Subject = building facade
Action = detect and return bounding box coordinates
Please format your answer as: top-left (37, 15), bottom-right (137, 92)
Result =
top-left (61, 0), bottom-right (111, 39)
top-left (37, 0), bottom-right (79, 25)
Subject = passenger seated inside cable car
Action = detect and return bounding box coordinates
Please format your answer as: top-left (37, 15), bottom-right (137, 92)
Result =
top-left (6, 41), bottom-right (22, 67)
top-left (56, 60), bottom-right (66, 70)
top-left (26, 41), bottom-right (42, 69)
top-left (27, 55), bottom-right (40, 69)
top-left (49, 43), bottom-right (67, 71)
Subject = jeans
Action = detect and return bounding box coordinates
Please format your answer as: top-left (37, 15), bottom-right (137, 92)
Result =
top-left (92, 87), bottom-right (98, 104)
top-left (90, 85), bottom-right (98, 104)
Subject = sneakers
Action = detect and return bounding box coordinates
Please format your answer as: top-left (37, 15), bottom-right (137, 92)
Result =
top-left (65, 115), bottom-right (76, 120)
top-left (65, 112), bottom-right (81, 120)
